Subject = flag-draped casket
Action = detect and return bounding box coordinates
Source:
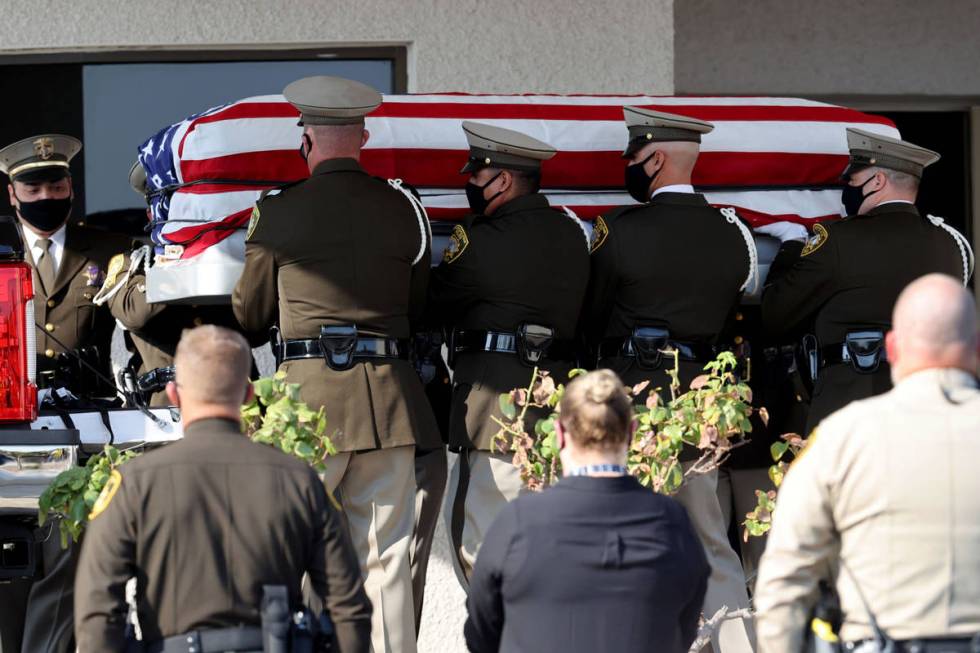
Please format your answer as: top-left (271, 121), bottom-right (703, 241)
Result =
top-left (137, 94), bottom-right (899, 303)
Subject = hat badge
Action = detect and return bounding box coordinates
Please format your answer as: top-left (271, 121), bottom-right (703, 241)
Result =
top-left (33, 137), bottom-right (55, 160)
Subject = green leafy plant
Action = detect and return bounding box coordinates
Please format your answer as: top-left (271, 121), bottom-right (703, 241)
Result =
top-left (37, 372), bottom-right (337, 548)
top-left (742, 432), bottom-right (807, 539)
top-left (241, 370), bottom-right (337, 472)
top-left (494, 351), bottom-right (756, 495)
top-left (38, 444), bottom-right (138, 548)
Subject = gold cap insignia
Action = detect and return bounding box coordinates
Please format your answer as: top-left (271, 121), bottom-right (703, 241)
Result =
top-left (33, 137), bottom-right (55, 160)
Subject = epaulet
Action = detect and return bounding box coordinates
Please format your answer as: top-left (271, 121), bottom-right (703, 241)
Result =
top-left (589, 205), bottom-right (637, 254)
top-left (375, 175), bottom-right (423, 202)
top-left (462, 213), bottom-right (478, 229)
top-left (258, 179), bottom-right (302, 204)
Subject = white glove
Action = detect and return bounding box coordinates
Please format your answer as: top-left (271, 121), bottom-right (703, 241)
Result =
top-left (755, 221), bottom-right (808, 243)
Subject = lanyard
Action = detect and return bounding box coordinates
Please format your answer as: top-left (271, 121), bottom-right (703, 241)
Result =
top-left (566, 464), bottom-right (628, 477)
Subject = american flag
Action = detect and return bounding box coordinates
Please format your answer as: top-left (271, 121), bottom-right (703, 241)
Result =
top-left (138, 94), bottom-right (900, 261)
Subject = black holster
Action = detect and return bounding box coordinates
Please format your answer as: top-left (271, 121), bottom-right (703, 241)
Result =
top-left (270, 326), bottom-right (284, 368)
top-left (631, 327), bottom-right (670, 369)
top-left (413, 330), bottom-right (444, 384)
top-left (318, 325), bottom-right (358, 371)
top-left (516, 323), bottom-right (555, 366)
top-left (261, 585), bottom-right (290, 653)
top-left (844, 330), bottom-right (885, 374)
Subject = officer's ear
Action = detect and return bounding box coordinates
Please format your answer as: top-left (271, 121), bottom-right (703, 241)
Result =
top-left (361, 129), bottom-right (370, 148)
top-left (498, 169), bottom-right (514, 193)
top-left (7, 183), bottom-right (15, 207)
top-left (650, 149), bottom-right (666, 174)
top-left (165, 381), bottom-right (180, 408)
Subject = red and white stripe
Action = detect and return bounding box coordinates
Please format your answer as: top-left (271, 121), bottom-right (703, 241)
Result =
top-left (154, 94), bottom-right (898, 259)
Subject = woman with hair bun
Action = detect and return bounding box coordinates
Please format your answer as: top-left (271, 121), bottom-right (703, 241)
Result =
top-left (464, 369), bottom-right (710, 653)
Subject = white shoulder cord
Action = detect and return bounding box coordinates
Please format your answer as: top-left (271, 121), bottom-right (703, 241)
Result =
top-left (559, 205), bottom-right (592, 252)
top-left (719, 207), bottom-right (759, 294)
top-left (388, 178), bottom-right (431, 266)
top-left (927, 214), bottom-right (975, 286)
top-left (93, 245), bottom-right (149, 306)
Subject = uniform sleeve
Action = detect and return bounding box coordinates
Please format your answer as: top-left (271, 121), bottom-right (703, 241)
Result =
top-left (74, 470), bottom-right (138, 652)
top-left (232, 205), bottom-right (278, 338)
top-left (427, 226), bottom-right (480, 328)
top-left (580, 216), bottom-right (620, 350)
top-left (761, 232), bottom-right (838, 338)
top-left (105, 254), bottom-right (166, 331)
top-left (463, 503), bottom-right (517, 653)
top-left (306, 474), bottom-right (372, 653)
top-left (754, 429), bottom-right (838, 653)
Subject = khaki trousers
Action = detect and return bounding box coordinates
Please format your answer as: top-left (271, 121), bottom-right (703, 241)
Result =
top-left (445, 450), bottom-right (522, 588)
top-left (410, 447), bottom-right (447, 636)
top-left (322, 446), bottom-right (417, 653)
top-left (716, 466), bottom-right (773, 592)
top-left (676, 468), bottom-right (757, 653)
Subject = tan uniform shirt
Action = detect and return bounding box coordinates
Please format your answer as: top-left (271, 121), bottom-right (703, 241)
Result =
top-left (74, 417), bottom-right (372, 652)
top-left (755, 368), bottom-right (980, 651)
top-left (233, 158), bottom-right (440, 452)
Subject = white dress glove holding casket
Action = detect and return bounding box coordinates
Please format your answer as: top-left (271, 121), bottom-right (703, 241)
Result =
top-left (755, 221), bottom-right (808, 243)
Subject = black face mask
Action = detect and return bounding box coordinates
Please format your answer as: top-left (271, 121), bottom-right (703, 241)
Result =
top-left (625, 152), bottom-right (660, 203)
top-left (16, 196), bottom-right (72, 233)
top-left (465, 171), bottom-right (503, 215)
top-left (299, 134), bottom-right (312, 162)
top-left (841, 175), bottom-right (878, 216)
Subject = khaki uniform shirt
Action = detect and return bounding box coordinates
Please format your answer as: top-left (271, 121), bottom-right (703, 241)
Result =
top-left (24, 223), bottom-right (125, 389)
top-left (754, 368), bottom-right (980, 651)
top-left (74, 417), bottom-right (372, 652)
top-left (233, 157), bottom-right (439, 452)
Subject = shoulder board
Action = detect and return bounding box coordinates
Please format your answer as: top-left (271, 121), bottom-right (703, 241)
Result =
top-left (443, 224), bottom-right (470, 264)
top-left (257, 179), bottom-right (302, 203)
top-left (801, 223), bottom-right (830, 257)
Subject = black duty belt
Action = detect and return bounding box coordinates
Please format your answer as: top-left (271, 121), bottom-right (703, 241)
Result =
top-left (845, 635), bottom-right (980, 653)
top-left (282, 337), bottom-right (409, 362)
top-left (598, 337), bottom-right (715, 363)
top-left (453, 329), bottom-right (576, 361)
top-left (143, 626), bottom-right (263, 653)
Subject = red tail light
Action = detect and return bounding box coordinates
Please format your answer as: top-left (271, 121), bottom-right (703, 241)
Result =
top-left (0, 261), bottom-right (37, 422)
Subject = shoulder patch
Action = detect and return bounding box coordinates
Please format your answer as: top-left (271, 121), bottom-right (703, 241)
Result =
top-left (89, 469), bottom-right (122, 520)
top-left (590, 216), bottom-right (609, 253)
top-left (245, 205), bottom-right (261, 241)
top-left (801, 223), bottom-right (829, 257)
top-left (443, 224), bottom-right (469, 264)
top-left (102, 254), bottom-right (126, 289)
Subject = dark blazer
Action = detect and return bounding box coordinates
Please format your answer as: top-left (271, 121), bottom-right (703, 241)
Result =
top-left (465, 475), bottom-right (709, 653)
top-left (74, 418), bottom-right (372, 653)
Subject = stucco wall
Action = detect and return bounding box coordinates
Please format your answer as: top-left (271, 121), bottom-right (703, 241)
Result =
top-left (0, 0), bottom-right (674, 94)
top-left (674, 0), bottom-right (980, 97)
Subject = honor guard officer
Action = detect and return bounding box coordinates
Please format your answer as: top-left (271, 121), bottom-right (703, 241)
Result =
top-left (755, 275), bottom-right (980, 653)
top-left (0, 134), bottom-right (124, 653)
top-left (762, 128), bottom-right (974, 432)
top-left (0, 134), bottom-right (121, 393)
top-left (428, 121), bottom-right (590, 585)
top-left (581, 107), bottom-right (758, 653)
top-left (233, 76), bottom-right (440, 653)
top-left (75, 326), bottom-right (372, 653)
top-left (95, 161), bottom-right (258, 406)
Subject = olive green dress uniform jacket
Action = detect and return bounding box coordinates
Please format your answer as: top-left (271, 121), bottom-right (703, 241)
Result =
top-left (428, 194), bottom-right (590, 451)
top-left (74, 417), bottom-right (372, 653)
top-left (582, 192), bottom-right (749, 410)
top-left (24, 223), bottom-right (125, 388)
top-left (761, 203), bottom-right (966, 431)
top-left (754, 369), bottom-right (980, 651)
top-left (233, 158), bottom-right (440, 452)
top-left (105, 250), bottom-right (257, 407)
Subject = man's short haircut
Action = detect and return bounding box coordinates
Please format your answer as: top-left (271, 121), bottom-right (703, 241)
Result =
top-left (877, 167), bottom-right (920, 193)
top-left (174, 325), bottom-right (251, 405)
top-left (559, 369), bottom-right (633, 451)
top-left (510, 169), bottom-right (542, 194)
